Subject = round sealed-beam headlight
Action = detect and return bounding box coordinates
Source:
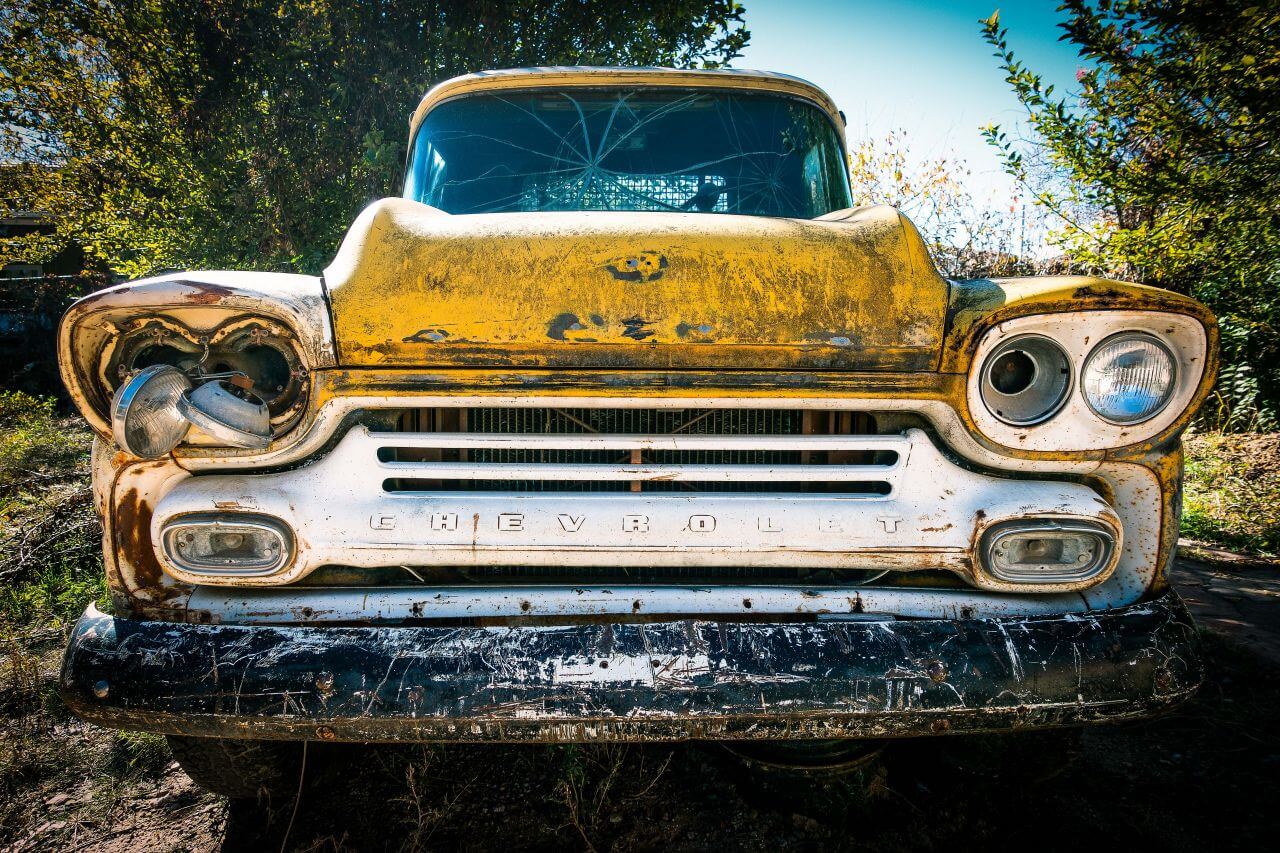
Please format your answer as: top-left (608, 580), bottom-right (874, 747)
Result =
top-left (111, 365), bottom-right (192, 458)
top-left (979, 334), bottom-right (1072, 426)
top-left (1082, 333), bottom-right (1176, 424)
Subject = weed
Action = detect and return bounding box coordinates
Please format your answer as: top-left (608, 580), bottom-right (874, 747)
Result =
top-left (399, 746), bottom-right (473, 851)
top-left (107, 731), bottom-right (173, 781)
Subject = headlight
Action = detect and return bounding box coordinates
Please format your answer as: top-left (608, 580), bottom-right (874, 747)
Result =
top-left (111, 365), bottom-right (192, 458)
top-left (1082, 333), bottom-right (1176, 424)
top-left (979, 334), bottom-right (1071, 426)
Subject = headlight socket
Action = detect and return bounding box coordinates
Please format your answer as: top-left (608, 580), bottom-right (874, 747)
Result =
top-left (979, 334), bottom-right (1072, 426)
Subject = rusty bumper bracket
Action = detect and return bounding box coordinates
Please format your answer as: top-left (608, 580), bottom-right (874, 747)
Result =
top-left (60, 591), bottom-right (1203, 742)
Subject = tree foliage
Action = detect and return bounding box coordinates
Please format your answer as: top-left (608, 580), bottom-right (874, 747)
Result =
top-left (0, 0), bottom-right (748, 277)
top-left (848, 128), bottom-right (1064, 280)
top-left (981, 0), bottom-right (1280, 428)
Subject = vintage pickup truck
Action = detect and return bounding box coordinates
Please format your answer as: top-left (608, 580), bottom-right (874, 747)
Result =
top-left (56, 67), bottom-right (1214, 797)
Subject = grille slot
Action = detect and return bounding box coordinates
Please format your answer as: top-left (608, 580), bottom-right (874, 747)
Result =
top-left (464, 407), bottom-right (810, 435)
top-left (383, 478), bottom-right (893, 495)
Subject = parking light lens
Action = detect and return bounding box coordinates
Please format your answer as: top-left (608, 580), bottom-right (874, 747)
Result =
top-left (981, 519), bottom-right (1116, 585)
top-left (161, 514), bottom-right (293, 576)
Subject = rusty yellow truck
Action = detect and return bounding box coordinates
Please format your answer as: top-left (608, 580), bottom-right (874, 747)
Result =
top-left (55, 67), bottom-right (1215, 796)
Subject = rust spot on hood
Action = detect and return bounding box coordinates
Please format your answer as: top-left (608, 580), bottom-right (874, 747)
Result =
top-left (603, 252), bottom-right (668, 282)
top-left (547, 313), bottom-right (586, 341)
top-left (621, 316), bottom-right (656, 341)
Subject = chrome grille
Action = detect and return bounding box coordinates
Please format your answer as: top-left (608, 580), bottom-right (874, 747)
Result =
top-left (382, 407), bottom-right (886, 493)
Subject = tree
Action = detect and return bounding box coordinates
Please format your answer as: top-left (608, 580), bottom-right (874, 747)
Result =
top-left (981, 1), bottom-right (1280, 428)
top-left (0, 1), bottom-right (749, 278)
top-left (848, 127), bottom-right (1057, 279)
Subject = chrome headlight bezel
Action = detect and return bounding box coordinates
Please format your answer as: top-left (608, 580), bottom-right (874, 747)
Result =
top-left (965, 311), bottom-right (1208, 452)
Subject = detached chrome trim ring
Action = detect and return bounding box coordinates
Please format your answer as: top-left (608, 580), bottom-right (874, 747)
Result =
top-left (177, 390), bottom-right (271, 449)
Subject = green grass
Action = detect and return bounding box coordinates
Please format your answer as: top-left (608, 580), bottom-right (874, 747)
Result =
top-left (0, 392), bottom-right (105, 629)
top-left (1183, 431), bottom-right (1280, 559)
top-left (0, 392), bottom-right (129, 846)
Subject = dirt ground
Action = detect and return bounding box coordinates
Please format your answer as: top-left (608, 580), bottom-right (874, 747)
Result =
top-left (3, 555), bottom-right (1279, 853)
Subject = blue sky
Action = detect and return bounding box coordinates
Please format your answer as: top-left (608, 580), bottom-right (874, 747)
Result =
top-left (736, 0), bottom-right (1082, 200)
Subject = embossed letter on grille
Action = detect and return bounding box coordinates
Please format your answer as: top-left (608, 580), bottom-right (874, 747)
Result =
top-left (688, 515), bottom-right (717, 533)
top-left (622, 515), bottom-right (650, 533)
top-left (558, 514), bottom-right (586, 532)
top-left (430, 512), bottom-right (459, 531)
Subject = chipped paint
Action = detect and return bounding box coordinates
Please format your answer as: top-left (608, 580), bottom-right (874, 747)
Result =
top-left (322, 200), bottom-right (948, 370)
top-left (59, 590), bottom-right (1203, 742)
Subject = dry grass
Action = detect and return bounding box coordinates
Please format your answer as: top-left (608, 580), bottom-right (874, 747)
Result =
top-left (1184, 431), bottom-right (1280, 559)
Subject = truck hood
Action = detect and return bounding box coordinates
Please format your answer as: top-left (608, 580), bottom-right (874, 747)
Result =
top-left (323, 198), bottom-right (948, 371)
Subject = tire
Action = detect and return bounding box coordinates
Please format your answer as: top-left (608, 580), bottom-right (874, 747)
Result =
top-left (718, 739), bottom-right (889, 820)
top-left (167, 735), bottom-right (303, 800)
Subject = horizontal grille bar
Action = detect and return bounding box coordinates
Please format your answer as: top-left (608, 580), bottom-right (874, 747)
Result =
top-left (378, 461), bottom-right (898, 483)
top-left (374, 432), bottom-right (904, 451)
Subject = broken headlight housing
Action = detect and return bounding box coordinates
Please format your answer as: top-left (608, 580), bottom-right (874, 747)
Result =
top-left (105, 316), bottom-right (308, 455)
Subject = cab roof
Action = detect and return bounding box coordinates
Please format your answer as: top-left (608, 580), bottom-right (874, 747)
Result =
top-left (409, 66), bottom-right (845, 139)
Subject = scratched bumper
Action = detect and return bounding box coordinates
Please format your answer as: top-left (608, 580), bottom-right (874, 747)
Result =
top-left (59, 591), bottom-right (1202, 742)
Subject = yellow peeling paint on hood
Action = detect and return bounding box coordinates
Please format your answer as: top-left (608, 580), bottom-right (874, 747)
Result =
top-left (323, 198), bottom-right (949, 371)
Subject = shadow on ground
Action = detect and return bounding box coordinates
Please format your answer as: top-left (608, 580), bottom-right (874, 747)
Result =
top-left (208, 632), bottom-right (1280, 853)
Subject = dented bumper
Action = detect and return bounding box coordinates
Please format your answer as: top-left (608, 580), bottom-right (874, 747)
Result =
top-left (60, 590), bottom-right (1202, 742)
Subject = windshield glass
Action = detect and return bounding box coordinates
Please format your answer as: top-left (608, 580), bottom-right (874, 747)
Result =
top-left (404, 89), bottom-right (851, 218)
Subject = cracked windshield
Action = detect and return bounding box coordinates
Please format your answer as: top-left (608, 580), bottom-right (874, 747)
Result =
top-left (404, 89), bottom-right (852, 217)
